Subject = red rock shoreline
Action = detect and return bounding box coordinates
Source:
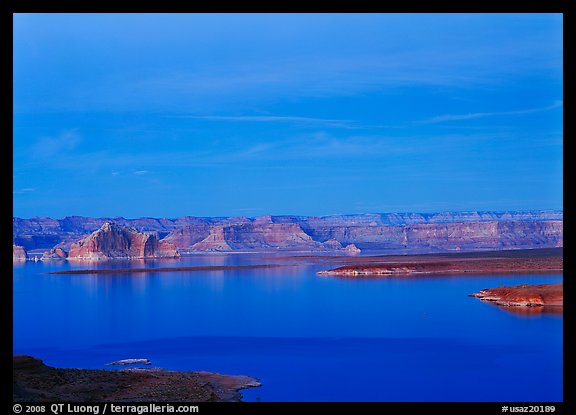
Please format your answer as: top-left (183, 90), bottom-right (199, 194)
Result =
top-left (317, 253), bottom-right (563, 277)
top-left (470, 283), bottom-right (563, 307)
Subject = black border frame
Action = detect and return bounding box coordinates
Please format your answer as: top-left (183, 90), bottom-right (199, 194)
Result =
top-left (5, 2), bottom-right (572, 414)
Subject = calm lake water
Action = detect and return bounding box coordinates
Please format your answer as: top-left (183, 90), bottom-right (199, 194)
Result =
top-left (13, 253), bottom-right (563, 402)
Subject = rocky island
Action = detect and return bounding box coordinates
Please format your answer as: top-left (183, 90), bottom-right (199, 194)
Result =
top-left (317, 249), bottom-right (563, 276)
top-left (13, 355), bottom-right (260, 402)
top-left (470, 283), bottom-right (563, 307)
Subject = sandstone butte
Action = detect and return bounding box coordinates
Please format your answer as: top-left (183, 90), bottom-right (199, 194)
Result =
top-left (470, 283), bottom-right (563, 307)
top-left (12, 245), bottom-right (28, 262)
top-left (66, 222), bottom-right (180, 260)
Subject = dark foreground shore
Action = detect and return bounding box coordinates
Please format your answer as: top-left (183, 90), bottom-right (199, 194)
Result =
top-left (13, 355), bottom-right (260, 402)
top-left (316, 248), bottom-right (563, 276)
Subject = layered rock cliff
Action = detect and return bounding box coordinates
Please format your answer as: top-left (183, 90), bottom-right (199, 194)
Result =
top-left (295, 219), bottom-right (563, 251)
top-left (67, 222), bottom-right (179, 260)
top-left (13, 210), bottom-right (563, 254)
top-left (190, 226), bottom-right (233, 251)
top-left (170, 223), bottom-right (355, 252)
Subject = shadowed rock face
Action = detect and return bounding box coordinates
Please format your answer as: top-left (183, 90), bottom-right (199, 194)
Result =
top-left (177, 223), bottom-right (349, 252)
top-left (162, 225), bottom-right (212, 249)
top-left (13, 355), bottom-right (260, 402)
top-left (13, 210), bottom-right (563, 253)
top-left (190, 226), bottom-right (233, 251)
top-left (67, 222), bottom-right (179, 260)
top-left (222, 223), bottom-right (315, 250)
top-left (13, 245), bottom-right (28, 261)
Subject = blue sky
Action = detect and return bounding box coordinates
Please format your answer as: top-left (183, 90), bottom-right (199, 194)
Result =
top-left (13, 13), bottom-right (563, 218)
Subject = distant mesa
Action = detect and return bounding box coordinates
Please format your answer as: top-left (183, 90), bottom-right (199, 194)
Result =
top-left (13, 210), bottom-right (563, 254)
top-left (67, 222), bottom-right (180, 260)
top-left (169, 222), bottom-right (357, 252)
top-left (320, 238), bottom-right (342, 250)
top-left (343, 244), bottom-right (361, 255)
top-left (13, 245), bottom-right (28, 262)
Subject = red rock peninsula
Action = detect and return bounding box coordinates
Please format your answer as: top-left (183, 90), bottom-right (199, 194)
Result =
top-left (470, 283), bottom-right (562, 307)
top-left (67, 222), bottom-right (179, 260)
top-left (317, 251), bottom-right (563, 276)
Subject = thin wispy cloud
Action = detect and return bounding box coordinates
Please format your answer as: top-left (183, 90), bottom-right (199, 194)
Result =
top-left (13, 187), bottom-right (36, 195)
top-left (31, 130), bottom-right (81, 159)
top-left (232, 207), bottom-right (261, 212)
top-left (200, 132), bottom-right (428, 163)
top-left (127, 37), bottom-right (561, 112)
top-left (419, 101), bottom-right (563, 124)
top-left (175, 115), bottom-right (355, 128)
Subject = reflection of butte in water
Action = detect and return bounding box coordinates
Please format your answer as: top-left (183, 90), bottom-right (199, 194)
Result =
top-left (46, 264), bottom-right (286, 275)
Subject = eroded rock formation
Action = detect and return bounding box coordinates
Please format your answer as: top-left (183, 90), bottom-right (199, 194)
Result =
top-left (41, 247), bottom-right (67, 260)
top-left (67, 222), bottom-right (179, 260)
top-left (344, 244), bottom-right (361, 254)
top-left (13, 245), bottom-right (28, 262)
top-left (190, 226), bottom-right (233, 251)
top-left (470, 283), bottom-right (563, 307)
top-left (13, 210), bottom-right (563, 254)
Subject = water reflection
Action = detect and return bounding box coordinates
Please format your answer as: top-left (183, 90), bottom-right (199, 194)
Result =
top-left (13, 253), bottom-right (563, 401)
top-left (499, 305), bottom-right (563, 317)
top-left (482, 301), bottom-right (563, 317)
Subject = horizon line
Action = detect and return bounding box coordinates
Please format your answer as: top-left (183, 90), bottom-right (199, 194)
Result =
top-left (12, 208), bottom-right (564, 221)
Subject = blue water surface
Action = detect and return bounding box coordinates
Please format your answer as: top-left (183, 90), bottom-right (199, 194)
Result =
top-left (13, 254), bottom-right (563, 402)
